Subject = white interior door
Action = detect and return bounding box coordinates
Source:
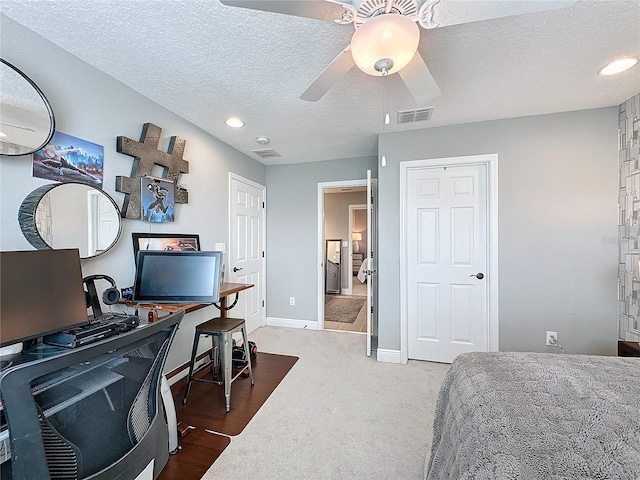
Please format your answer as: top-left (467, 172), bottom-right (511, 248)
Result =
top-left (87, 190), bottom-right (117, 255)
top-left (229, 174), bottom-right (265, 334)
top-left (366, 170), bottom-right (377, 356)
top-left (406, 163), bottom-right (489, 363)
top-left (97, 193), bottom-right (117, 251)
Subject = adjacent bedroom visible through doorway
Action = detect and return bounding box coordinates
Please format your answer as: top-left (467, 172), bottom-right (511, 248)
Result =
top-left (322, 185), bottom-right (367, 333)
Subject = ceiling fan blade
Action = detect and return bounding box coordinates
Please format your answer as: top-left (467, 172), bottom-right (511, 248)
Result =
top-left (421, 1), bottom-right (576, 29)
top-left (398, 52), bottom-right (441, 106)
top-left (219, 0), bottom-right (348, 22)
top-left (300, 46), bottom-right (355, 102)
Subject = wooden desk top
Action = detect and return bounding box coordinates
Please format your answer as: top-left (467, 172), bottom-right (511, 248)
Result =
top-left (219, 282), bottom-right (255, 297)
top-left (120, 282), bottom-right (254, 312)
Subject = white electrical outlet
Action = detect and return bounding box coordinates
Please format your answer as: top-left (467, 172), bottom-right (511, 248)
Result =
top-left (546, 331), bottom-right (558, 346)
top-left (289, 297), bottom-right (295, 306)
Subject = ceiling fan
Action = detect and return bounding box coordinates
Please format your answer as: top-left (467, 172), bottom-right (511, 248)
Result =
top-left (220, 0), bottom-right (576, 104)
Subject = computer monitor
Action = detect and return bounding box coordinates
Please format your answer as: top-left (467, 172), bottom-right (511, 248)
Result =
top-left (0, 249), bottom-right (88, 347)
top-left (133, 250), bottom-right (223, 303)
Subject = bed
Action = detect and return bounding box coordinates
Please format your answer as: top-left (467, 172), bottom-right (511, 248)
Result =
top-left (425, 352), bottom-right (640, 480)
top-left (356, 257), bottom-right (370, 283)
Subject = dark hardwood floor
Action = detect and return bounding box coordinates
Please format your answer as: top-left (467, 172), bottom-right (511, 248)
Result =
top-left (158, 352), bottom-right (298, 479)
top-left (157, 429), bottom-right (230, 480)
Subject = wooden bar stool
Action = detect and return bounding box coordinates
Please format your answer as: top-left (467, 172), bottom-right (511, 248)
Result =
top-left (182, 317), bottom-right (254, 412)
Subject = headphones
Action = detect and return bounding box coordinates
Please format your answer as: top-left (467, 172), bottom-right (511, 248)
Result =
top-left (83, 274), bottom-right (120, 307)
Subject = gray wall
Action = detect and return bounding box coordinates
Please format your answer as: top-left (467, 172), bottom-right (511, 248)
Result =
top-left (379, 108), bottom-right (619, 356)
top-left (50, 188), bottom-right (87, 251)
top-left (0, 15), bottom-right (265, 373)
top-left (265, 158), bottom-right (377, 320)
top-left (324, 191), bottom-right (367, 289)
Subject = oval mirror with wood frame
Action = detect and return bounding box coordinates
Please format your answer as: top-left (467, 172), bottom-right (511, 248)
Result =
top-left (0, 58), bottom-right (55, 156)
top-left (19, 183), bottom-right (122, 259)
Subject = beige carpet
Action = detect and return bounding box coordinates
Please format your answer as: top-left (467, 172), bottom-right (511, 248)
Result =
top-left (202, 326), bottom-right (450, 480)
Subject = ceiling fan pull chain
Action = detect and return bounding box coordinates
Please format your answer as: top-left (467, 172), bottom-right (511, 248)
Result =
top-left (383, 70), bottom-right (391, 125)
top-left (418, 0), bottom-right (441, 29)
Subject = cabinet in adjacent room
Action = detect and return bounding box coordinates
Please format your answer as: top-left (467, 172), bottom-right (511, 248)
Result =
top-left (352, 253), bottom-right (364, 275)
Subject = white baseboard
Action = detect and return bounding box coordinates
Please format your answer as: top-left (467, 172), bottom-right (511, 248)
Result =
top-left (376, 348), bottom-right (404, 364)
top-left (266, 317), bottom-right (320, 330)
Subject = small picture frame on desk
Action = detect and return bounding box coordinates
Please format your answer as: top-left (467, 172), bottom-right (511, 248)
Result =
top-left (132, 232), bottom-right (200, 262)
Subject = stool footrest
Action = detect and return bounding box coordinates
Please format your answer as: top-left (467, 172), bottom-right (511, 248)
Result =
top-left (191, 363), bottom-right (251, 386)
top-left (193, 377), bottom-right (223, 386)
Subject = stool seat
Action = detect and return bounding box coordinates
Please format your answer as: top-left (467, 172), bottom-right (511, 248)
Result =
top-left (182, 316), bottom-right (254, 412)
top-left (196, 317), bottom-right (246, 334)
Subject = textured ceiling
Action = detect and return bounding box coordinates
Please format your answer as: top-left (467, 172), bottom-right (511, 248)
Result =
top-left (1, 0), bottom-right (639, 165)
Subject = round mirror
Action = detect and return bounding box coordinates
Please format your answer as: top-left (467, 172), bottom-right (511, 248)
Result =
top-left (0, 58), bottom-right (55, 156)
top-left (19, 183), bottom-right (122, 259)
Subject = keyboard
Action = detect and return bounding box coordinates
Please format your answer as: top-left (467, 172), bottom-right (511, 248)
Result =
top-left (44, 315), bottom-right (140, 348)
top-left (90, 313), bottom-right (135, 324)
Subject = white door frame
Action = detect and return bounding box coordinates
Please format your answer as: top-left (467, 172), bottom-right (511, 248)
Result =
top-left (348, 204), bottom-right (366, 294)
top-left (228, 172), bottom-right (267, 329)
top-left (317, 179), bottom-right (367, 330)
top-left (399, 154), bottom-right (499, 364)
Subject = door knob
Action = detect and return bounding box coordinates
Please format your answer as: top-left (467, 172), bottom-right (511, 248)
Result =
top-left (233, 267), bottom-right (243, 272)
top-left (470, 272), bottom-right (484, 280)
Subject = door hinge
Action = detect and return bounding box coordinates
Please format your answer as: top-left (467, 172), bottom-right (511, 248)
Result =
top-left (262, 300), bottom-right (265, 307)
top-left (262, 251), bottom-right (265, 258)
top-left (370, 306), bottom-right (374, 313)
top-left (262, 201), bottom-right (265, 208)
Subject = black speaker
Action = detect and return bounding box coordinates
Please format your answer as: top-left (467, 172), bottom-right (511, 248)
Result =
top-left (231, 341), bottom-right (258, 365)
top-left (83, 275), bottom-right (120, 318)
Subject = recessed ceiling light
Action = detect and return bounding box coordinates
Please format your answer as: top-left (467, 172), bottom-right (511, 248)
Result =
top-left (225, 117), bottom-right (245, 128)
top-left (598, 56), bottom-right (639, 76)
top-left (0, 131), bottom-right (6, 138)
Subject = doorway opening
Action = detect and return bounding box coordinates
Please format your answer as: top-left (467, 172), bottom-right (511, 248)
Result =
top-left (318, 180), bottom-right (368, 334)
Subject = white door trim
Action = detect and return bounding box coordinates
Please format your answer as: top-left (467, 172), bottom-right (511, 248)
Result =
top-left (317, 179), bottom-right (367, 330)
top-left (228, 172), bottom-right (267, 329)
top-left (399, 154), bottom-right (499, 364)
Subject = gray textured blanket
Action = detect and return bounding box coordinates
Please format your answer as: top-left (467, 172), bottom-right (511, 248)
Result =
top-left (425, 352), bottom-right (640, 480)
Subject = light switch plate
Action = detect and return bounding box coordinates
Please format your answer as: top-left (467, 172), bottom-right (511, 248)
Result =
top-left (215, 243), bottom-right (226, 253)
top-left (342, 241), bottom-right (348, 247)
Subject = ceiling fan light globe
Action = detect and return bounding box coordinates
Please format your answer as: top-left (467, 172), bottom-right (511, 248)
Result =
top-left (351, 14), bottom-right (420, 76)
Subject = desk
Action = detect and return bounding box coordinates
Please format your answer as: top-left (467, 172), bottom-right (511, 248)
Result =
top-left (0, 311), bottom-right (183, 480)
top-left (122, 282), bottom-right (254, 317)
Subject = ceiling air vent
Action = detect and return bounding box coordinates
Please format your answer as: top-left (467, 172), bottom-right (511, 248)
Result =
top-left (252, 148), bottom-right (281, 159)
top-left (397, 107), bottom-right (434, 124)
